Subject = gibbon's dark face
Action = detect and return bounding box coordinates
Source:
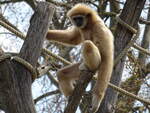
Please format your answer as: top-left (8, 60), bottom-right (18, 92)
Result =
top-left (71, 15), bottom-right (87, 28)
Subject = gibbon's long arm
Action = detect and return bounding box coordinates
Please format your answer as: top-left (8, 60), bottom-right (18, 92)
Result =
top-left (92, 51), bottom-right (113, 112)
top-left (46, 27), bottom-right (82, 45)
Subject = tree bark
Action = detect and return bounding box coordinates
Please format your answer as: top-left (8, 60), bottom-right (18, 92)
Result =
top-left (115, 6), bottom-right (150, 113)
top-left (98, 0), bottom-right (146, 113)
top-left (138, 7), bottom-right (150, 65)
top-left (0, 2), bottom-right (55, 113)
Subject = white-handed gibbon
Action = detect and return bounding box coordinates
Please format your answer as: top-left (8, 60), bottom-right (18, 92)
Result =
top-left (46, 4), bottom-right (114, 113)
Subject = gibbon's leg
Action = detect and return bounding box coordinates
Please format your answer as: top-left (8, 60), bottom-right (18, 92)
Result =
top-left (57, 62), bottom-right (81, 97)
top-left (81, 40), bottom-right (101, 71)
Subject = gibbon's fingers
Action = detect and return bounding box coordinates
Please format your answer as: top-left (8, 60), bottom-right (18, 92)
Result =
top-left (91, 93), bottom-right (104, 113)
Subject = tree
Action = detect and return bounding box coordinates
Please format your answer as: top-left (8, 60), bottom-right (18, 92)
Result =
top-left (0, 2), bottom-right (55, 113)
top-left (0, 0), bottom-right (149, 113)
top-left (99, 0), bottom-right (146, 113)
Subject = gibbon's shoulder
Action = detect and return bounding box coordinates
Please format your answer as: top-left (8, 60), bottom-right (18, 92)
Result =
top-left (67, 4), bottom-right (98, 17)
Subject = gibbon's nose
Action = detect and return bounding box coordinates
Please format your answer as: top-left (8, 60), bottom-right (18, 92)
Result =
top-left (73, 16), bottom-right (84, 27)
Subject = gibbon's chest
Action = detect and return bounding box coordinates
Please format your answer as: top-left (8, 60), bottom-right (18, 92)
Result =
top-left (80, 29), bottom-right (97, 41)
top-left (81, 29), bottom-right (102, 47)
top-left (81, 30), bottom-right (108, 57)
top-left (80, 30), bottom-right (92, 40)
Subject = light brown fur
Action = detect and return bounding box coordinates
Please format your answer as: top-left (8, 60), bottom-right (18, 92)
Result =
top-left (46, 4), bottom-right (114, 113)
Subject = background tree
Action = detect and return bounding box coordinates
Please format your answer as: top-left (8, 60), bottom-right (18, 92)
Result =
top-left (0, 0), bottom-right (149, 113)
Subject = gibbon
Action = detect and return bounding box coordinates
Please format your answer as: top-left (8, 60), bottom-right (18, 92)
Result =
top-left (46, 4), bottom-right (114, 113)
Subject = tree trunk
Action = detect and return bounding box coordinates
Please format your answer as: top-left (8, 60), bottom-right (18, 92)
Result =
top-left (0, 2), bottom-right (55, 113)
top-left (138, 7), bottom-right (150, 65)
top-left (98, 0), bottom-right (146, 113)
top-left (115, 5), bottom-right (150, 113)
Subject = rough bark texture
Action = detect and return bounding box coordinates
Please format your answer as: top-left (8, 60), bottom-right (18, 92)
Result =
top-left (115, 6), bottom-right (150, 113)
top-left (109, 0), bottom-right (120, 27)
top-left (0, 2), bottom-right (55, 113)
top-left (139, 7), bottom-right (150, 65)
top-left (98, 0), bottom-right (146, 113)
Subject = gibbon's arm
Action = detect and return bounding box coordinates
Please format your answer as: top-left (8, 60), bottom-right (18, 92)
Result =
top-left (46, 27), bottom-right (82, 45)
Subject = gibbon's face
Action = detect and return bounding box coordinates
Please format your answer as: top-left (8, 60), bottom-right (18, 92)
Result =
top-left (71, 15), bottom-right (88, 29)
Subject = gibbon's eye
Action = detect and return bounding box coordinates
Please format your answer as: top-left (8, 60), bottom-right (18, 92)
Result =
top-left (72, 15), bottom-right (86, 27)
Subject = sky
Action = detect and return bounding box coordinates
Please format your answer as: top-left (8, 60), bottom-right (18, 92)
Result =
top-left (0, 1), bottom-right (150, 113)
